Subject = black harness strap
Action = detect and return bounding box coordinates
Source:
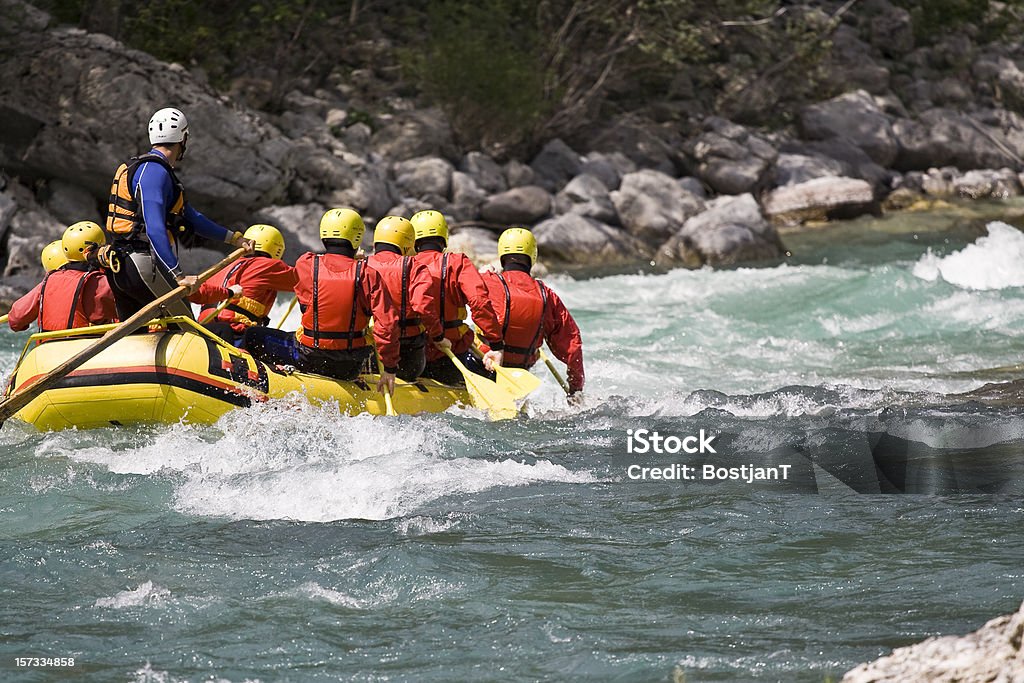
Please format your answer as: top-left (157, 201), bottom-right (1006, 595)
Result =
top-left (347, 261), bottom-right (363, 350)
top-left (36, 272), bottom-right (52, 332)
top-left (66, 272), bottom-right (90, 330)
top-left (312, 255), bottom-right (321, 348)
top-left (497, 274), bottom-right (549, 356)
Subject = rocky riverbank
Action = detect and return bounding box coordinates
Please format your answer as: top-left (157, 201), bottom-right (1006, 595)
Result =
top-left (842, 600), bottom-right (1024, 682)
top-left (3, 0), bottom-right (1024, 307)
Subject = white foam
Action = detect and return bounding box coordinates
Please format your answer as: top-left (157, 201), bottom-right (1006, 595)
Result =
top-left (64, 396), bottom-right (595, 523)
top-left (94, 581), bottom-right (170, 609)
top-left (913, 222), bottom-right (1024, 290)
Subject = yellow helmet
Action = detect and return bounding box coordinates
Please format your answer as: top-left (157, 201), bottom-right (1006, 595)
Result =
top-left (410, 210), bottom-right (449, 244)
top-left (41, 240), bottom-right (68, 272)
top-left (244, 223), bottom-right (286, 260)
top-left (320, 208), bottom-right (365, 248)
top-left (373, 216), bottom-right (416, 255)
top-left (62, 221), bottom-right (106, 261)
top-left (498, 227), bottom-right (538, 266)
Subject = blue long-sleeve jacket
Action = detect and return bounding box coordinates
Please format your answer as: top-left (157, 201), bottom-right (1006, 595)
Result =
top-left (131, 149), bottom-right (231, 276)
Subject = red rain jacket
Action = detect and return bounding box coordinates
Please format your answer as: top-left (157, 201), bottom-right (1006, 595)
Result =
top-left (199, 255), bottom-right (298, 332)
top-left (367, 250), bottom-right (444, 343)
top-left (8, 266), bottom-right (117, 332)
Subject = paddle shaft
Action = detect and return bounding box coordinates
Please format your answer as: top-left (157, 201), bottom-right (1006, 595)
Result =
top-left (275, 297), bottom-right (298, 329)
top-left (539, 348), bottom-right (571, 395)
top-left (0, 314), bottom-right (7, 326)
top-left (0, 247), bottom-right (247, 424)
top-left (198, 297), bottom-right (232, 325)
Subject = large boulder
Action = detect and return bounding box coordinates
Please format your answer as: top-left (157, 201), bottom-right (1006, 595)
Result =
top-left (686, 117), bottom-right (777, 196)
top-left (479, 186), bottom-right (553, 225)
top-left (579, 152), bottom-right (635, 191)
top-left (842, 600), bottom-right (1024, 683)
top-left (893, 108), bottom-right (1021, 171)
top-left (579, 114), bottom-right (682, 175)
top-left (952, 169), bottom-right (1023, 199)
top-left (554, 174), bottom-right (618, 225)
top-left (610, 170), bottom-right (706, 246)
top-left (781, 138), bottom-right (893, 191)
top-left (534, 214), bottom-right (652, 268)
top-left (459, 152), bottom-right (507, 194)
top-left (449, 172), bottom-right (488, 222)
top-left (504, 160), bottom-right (536, 188)
top-left (370, 108), bottom-right (458, 162)
top-left (772, 153), bottom-right (847, 187)
top-left (40, 178), bottom-right (101, 225)
top-left (657, 193), bottom-right (784, 267)
top-left (393, 156), bottom-right (454, 199)
top-left (252, 202), bottom-right (326, 262)
top-left (0, 2), bottom-right (290, 222)
top-left (762, 177), bottom-right (877, 226)
top-left (529, 139), bottom-right (582, 192)
top-left (0, 176), bottom-right (63, 293)
top-left (798, 90), bottom-right (899, 167)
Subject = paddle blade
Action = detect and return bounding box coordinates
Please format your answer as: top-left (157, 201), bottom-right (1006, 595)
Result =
top-left (493, 365), bottom-right (541, 401)
top-left (462, 372), bottom-right (519, 421)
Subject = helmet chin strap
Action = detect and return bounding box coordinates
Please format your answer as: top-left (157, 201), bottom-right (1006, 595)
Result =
top-left (177, 131), bottom-right (189, 160)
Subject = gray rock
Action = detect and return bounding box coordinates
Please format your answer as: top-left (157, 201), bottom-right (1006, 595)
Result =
top-left (555, 174), bottom-right (617, 225)
top-left (534, 214), bottom-right (652, 268)
top-left (773, 153), bottom-right (847, 187)
top-left (339, 122), bottom-right (372, 154)
top-left (42, 179), bottom-right (100, 224)
top-left (0, 179), bottom-right (63, 281)
top-left (459, 152), bottom-right (507, 194)
top-left (780, 138), bottom-right (893, 191)
top-left (893, 108), bottom-right (1020, 171)
top-left (677, 177), bottom-right (707, 199)
top-left (530, 139), bottom-right (582, 192)
top-left (449, 172), bottom-right (487, 222)
top-left (370, 108), bottom-right (457, 162)
top-left (952, 169), bottom-right (1022, 199)
top-left (480, 186), bottom-right (553, 225)
top-left (687, 117), bottom-right (777, 195)
top-left (580, 152), bottom-right (634, 191)
top-left (504, 160), bottom-right (536, 188)
top-left (610, 169), bottom-right (706, 246)
top-left (866, 0), bottom-right (914, 56)
top-left (666, 193), bottom-right (783, 267)
top-left (842, 600), bottom-right (1024, 683)
top-left (581, 115), bottom-right (680, 175)
top-left (393, 156), bottom-right (454, 200)
top-left (252, 203), bottom-right (326, 261)
top-left (287, 144), bottom-right (357, 204)
top-left (799, 90), bottom-right (899, 167)
top-left (447, 227), bottom-right (499, 266)
top-left (762, 177), bottom-right (877, 226)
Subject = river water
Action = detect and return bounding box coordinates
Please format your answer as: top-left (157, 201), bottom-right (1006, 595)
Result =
top-left (2, 202), bottom-right (1024, 682)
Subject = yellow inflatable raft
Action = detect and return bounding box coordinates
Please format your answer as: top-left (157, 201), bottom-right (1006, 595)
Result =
top-left (4, 318), bottom-right (474, 431)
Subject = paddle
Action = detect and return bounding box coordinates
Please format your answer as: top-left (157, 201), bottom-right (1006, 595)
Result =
top-left (0, 247), bottom-right (247, 425)
top-left (539, 347), bottom-right (571, 396)
top-left (275, 297), bottom-right (298, 329)
top-left (374, 354), bottom-right (398, 416)
top-left (198, 297), bottom-right (232, 325)
top-left (0, 314), bottom-right (7, 326)
top-left (471, 339), bottom-right (541, 401)
top-left (438, 345), bottom-right (518, 420)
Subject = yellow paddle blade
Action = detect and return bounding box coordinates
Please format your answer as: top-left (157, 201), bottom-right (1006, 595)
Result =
top-left (440, 346), bottom-right (518, 420)
top-left (493, 365), bottom-right (541, 401)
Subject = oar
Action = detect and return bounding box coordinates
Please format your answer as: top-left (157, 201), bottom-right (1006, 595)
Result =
top-left (438, 346), bottom-right (518, 420)
top-left (375, 354), bottom-right (397, 416)
top-left (471, 339), bottom-right (540, 401)
top-left (198, 297), bottom-right (232, 325)
top-left (0, 247), bottom-right (247, 425)
top-left (366, 325), bottom-right (397, 417)
top-left (0, 314), bottom-right (8, 326)
top-left (539, 347), bottom-right (571, 395)
top-left (275, 296), bottom-right (298, 329)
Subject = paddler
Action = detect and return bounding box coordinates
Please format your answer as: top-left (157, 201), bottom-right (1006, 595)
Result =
top-left (366, 215), bottom-right (449, 381)
top-left (410, 210), bottom-right (504, 385)
top-left (101, 106), bottom-right (253, 320)
top-left (293, 208), bottom-right (400, 395)
top-left (198, 224), bottom-right (298, 346)
top-left (7, 222), bottom-right (117, 332)
top-left (479, 228), bottom-right (585, 399)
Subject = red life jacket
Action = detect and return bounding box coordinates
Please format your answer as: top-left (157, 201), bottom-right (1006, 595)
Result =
top-left (422, 253), bottom-right (468, 342)
top-left (296, 255), bottom-right (370, 351)
top-left (201, 257), bottom-right (274, 328)
top-left (371, 255), bottom-right (422, 341)
top-left (495, 272), bottom-right (548, 368)
top-left (37, 267), bottom-right (102, 332)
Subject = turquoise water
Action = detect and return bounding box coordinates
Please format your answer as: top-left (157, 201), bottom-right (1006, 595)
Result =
top-left (3, 207), bottom-right (1024, 681)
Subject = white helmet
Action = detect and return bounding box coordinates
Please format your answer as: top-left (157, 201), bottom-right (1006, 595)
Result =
top-left (148, 107), bottom-right (189, 145)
